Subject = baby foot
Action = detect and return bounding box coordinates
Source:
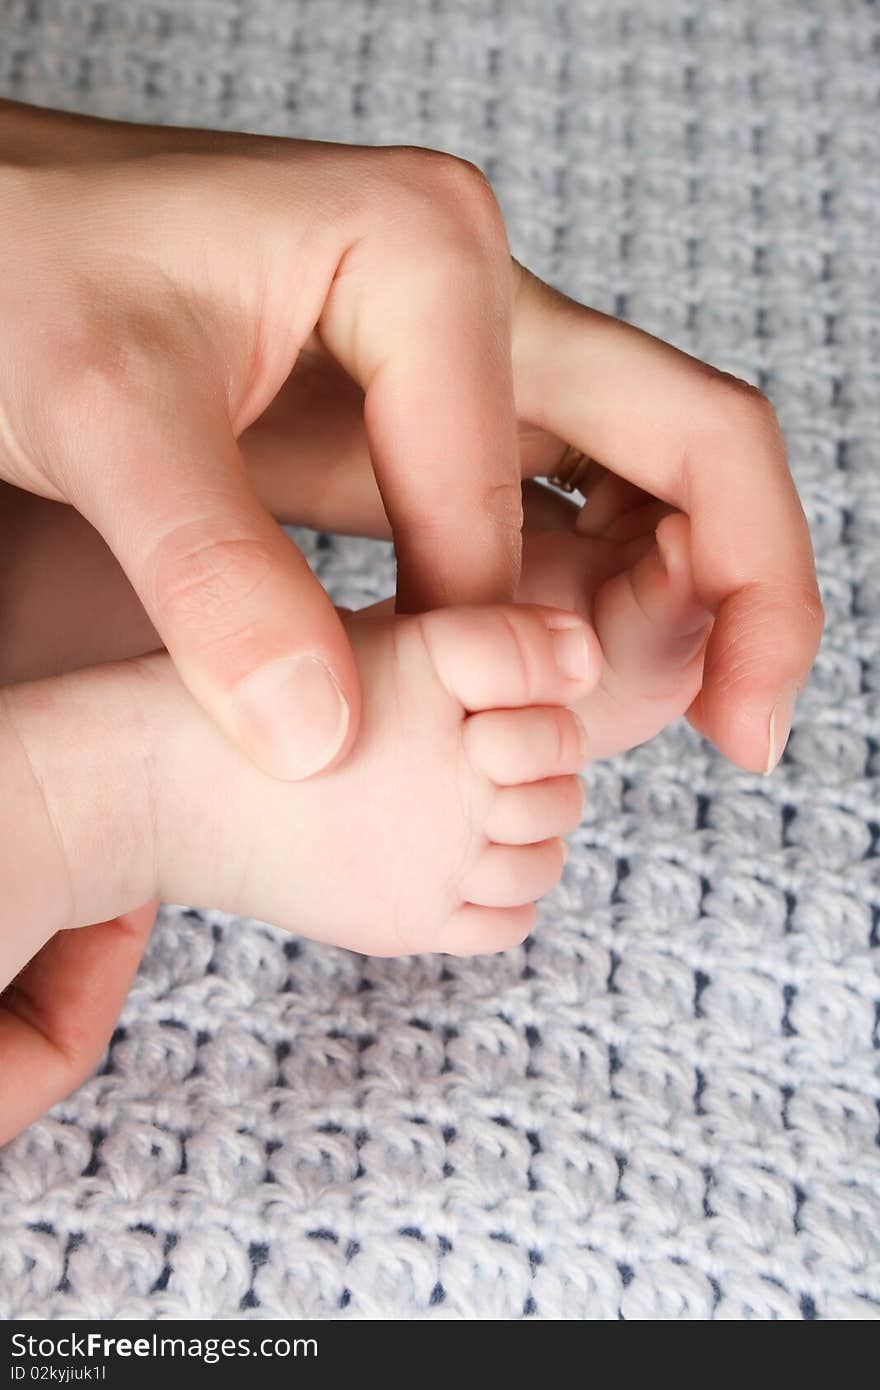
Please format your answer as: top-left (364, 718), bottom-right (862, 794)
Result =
top-left (249, 431), bottom-right (714, 763)
top-left (518, 503), bottom-right (713, 760)
top-left (148, 602), bottom-right (600, 956)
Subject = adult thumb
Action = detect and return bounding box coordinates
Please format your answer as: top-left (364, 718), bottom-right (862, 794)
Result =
top-left (68, 391), bottom-right (360, 781)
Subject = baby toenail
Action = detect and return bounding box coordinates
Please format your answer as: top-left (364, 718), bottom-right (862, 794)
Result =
top-left (551, 625), bottom-right (592, 683)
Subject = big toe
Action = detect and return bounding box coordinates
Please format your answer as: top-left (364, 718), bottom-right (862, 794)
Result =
top-left (419, 603), bottom-right (601, 712)
top-left (593, 511), bottom-right (712, 689)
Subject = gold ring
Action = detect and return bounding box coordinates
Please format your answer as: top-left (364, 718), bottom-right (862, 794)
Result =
top-left (547, 445), bottom-right (595, 495)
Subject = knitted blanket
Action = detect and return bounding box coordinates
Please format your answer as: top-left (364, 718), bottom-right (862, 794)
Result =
top-left (1, 0), bottom-right (878, 1319)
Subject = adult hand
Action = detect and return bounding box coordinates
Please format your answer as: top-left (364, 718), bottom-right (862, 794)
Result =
top-left (509, 270), bottom-right (824, 773)
top-left (0, 99), bottom-right (522, 781)
top-left (0, 901), bottom-right (158, 1147)
top-left (244, 279), bottom-right (825, 776)
top-left (0, 102), bottom-right (823, 782)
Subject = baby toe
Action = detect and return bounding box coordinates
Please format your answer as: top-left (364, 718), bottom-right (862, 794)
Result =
top-left (418, 603), bottom-right (601, 710)
top-left (485, 776), bottom-right (585, 845)
top-left (463, 706), bottom-right (589, 784)
top-left (459, 839), bottom-right (567, 908)
top-left (439, 903), bottom-right (537, 956)
top-left (594, 512), bottom-right (711, 685)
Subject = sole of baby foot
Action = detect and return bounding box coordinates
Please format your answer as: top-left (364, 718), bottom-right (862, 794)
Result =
top-left (152, 603), bottom-right (597, 959)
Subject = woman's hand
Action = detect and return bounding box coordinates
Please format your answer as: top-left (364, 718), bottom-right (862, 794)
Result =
top-left (244, 286), bottom-right (825, 775)
top-left (0, 99), bottom-right (526, 782)
top-left (0, 901), bottom-right (158, 1147)
top-left (0, 100), bottom-right (822, 787)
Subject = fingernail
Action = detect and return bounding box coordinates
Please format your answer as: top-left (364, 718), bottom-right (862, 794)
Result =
top-left (764, 679), bottom-right (800, 776)
top-left (551, 625), bottom-right (592, 683)
top-left (234, 654), bottom-right (349, 781)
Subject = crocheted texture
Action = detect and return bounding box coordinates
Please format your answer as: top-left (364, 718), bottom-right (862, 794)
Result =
top-left (1, 0), bottom-right (878, 1320)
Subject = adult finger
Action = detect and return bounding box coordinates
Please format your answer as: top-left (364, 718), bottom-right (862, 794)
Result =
top-left (58, 377), bottom-right (360, 782)
top-left (318, 151), bottom-right (522, 613)
top-left (511, 265), bottom-right (824, 774)
top-left (0, 900), bottom-right (157, 1147)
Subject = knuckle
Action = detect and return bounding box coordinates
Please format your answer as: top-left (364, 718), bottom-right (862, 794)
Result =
top-left (406, 474), bottom-right (520, 524)
top-left (381, 146), bottom-right (505, 246)
top-left (46, 305), bottom-right (153, 398)
top-left (430, 151), bottom-right (499, 209)
top-left (49, 328), bottom-right (132, 416)
top-left (151, 532), bottom-right (274, 631)
top-left (385, 145), bottom-right (487, 197)
top-left (694, 368), bottom-right (781, 439)
top-left (48, 326), bottom-right (171, 457)
top-left (399, 482), bottom-right (521, 550)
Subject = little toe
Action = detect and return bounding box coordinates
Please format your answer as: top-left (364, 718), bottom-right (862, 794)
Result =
top-left (463, 706), bottom-right (589, 784)
top-left (418, 603), bottom-right (601, 710)
top-left (485, 776), bottom-right (585, 844)
top-left (459, 839), bottom-right (567, 908)
top-left (439, 903), bottom-right (537, 956)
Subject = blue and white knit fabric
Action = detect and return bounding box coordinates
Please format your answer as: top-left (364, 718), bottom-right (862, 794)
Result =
top-left (1, 0), bottom-right (878, 1318)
